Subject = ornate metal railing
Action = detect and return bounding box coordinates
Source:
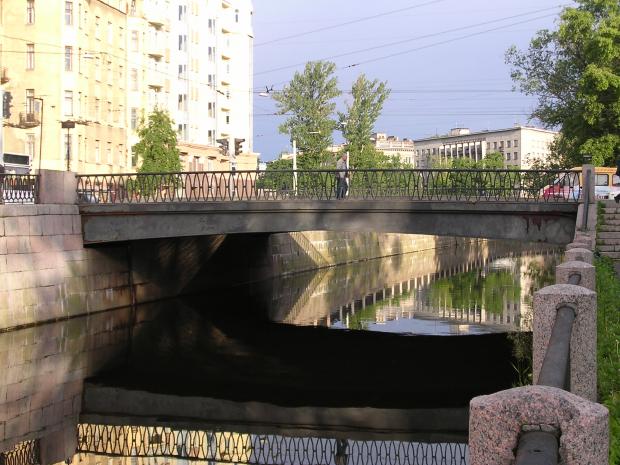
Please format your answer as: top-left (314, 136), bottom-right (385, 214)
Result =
top-left (77, 424), bottom-right (468, 465)
top-left (75, 169), bottom-right (581, 205)
top-left (0, 440), bottom-right (40, 465)
top-left (1, 174), bottom-right (39, 204)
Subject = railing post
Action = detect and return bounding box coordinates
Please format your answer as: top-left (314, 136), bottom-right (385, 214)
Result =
top-left (556, 261), bottom-right (596, 291)
top-left (577, 161), bottom-right (596, 231)
top-left (38, 169), bottom-right (77, 204)
top-left (533, 284), bottom-right (597, 401)
top-left (469, 385), bottom-right (608, 465)
top-left (565, 247), bottom-right (594, 264)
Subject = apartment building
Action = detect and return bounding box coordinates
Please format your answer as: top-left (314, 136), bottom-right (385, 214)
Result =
top-left (372, 133), bottom-right (416, 165)
top-left (413, 126), bottom-right (558, 169)
top-left (1, 0), bottom-right (255, 174)
top-left (2, 0), bottom-right (129, 173)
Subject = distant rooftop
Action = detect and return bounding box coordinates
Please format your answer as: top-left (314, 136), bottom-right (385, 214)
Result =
top-left (414, 125), bottom-right (558, 142)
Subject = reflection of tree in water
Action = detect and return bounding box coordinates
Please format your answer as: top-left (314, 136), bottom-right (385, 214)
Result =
top-left (507, 254), bottom-right (560, 386)
top-left (428, 269), bottom-right (521, 315)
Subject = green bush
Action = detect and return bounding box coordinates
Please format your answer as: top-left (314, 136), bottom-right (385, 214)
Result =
top-left (595, 256), bottom-right (620, 463)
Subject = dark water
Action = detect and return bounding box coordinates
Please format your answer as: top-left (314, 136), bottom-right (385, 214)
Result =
top-left (0, 240), bottom-right (559, 465)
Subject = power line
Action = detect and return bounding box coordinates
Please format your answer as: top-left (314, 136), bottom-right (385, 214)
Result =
top-left (254, 0), bottom-right (447, 47)
top-left (342, 12), bottom-right (559, 69)
top-left (254, 5), bottom-right (565, 76)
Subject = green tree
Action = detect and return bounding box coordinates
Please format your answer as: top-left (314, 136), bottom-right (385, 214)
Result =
top-left (273, 61), bottom-right (341, 168)
top-left (506, 0), bottom-right (620, 167)
top-left (338, 75), bottom-right (391, 168)
top-left (133, 109), bottom-right (182, 172)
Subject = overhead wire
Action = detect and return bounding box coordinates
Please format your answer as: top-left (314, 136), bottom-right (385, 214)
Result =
top-left (254, 4), bottom-right (565, 76)
top-left (254, 0), bottom-right (447, 47)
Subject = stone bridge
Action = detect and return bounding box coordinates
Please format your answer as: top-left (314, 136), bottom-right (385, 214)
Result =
top-left (67, 168), bottom-right (584, 244)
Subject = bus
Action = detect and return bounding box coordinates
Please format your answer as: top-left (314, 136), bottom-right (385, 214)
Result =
top-left (542, 166), bottom-right (620, 200)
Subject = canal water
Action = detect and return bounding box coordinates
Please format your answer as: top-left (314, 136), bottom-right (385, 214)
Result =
top-left (0, 240), bottom-right (560, 465)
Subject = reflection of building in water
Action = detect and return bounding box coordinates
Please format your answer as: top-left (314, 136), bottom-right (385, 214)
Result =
top-left (300, 247), bottom-right (559, 334)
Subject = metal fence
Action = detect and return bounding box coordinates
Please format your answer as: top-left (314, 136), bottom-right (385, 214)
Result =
top-left (75, 169), bottom-right (581, 205)
top-left (1, 174), bottom-right (38, 204)
top-left (77, 424), bottom-right (469, 465)
top-left (0, 440), bottom-right (40, 465)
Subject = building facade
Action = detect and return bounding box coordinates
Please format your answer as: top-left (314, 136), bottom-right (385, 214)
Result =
top-left (372, 133), bottom-right (415, 165)
top-left (412, 126), bottom-right (558, 169)
top-left (0, 0), bottom-right (255, 174)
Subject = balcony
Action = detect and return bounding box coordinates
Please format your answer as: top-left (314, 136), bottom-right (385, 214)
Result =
top-left (147, 73), bottom-right (164, 89)
top-left (144, 5), bottom-right (167, 28)
top-left (1, 67), bottom-right (9, 84)
top-left (147, 42), bottom-right (165, 59)
top-left (19, 112), bottom-right (40, 128)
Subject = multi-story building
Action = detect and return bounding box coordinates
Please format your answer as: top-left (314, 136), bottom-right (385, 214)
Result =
top-left (412, 126), bottom-right (558, 169)
top-left (0, 0), bottom-right (255, 174)
top-left (372, 133), bottom-right (415, 165)
top-left (2, 0), bottom-right (129, 173)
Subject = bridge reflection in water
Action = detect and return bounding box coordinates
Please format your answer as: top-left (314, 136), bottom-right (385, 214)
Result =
top-left (76, 424), bottom-right (468, 465)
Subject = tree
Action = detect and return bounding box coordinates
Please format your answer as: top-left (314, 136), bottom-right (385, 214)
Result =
top-left (506, 0), bottom-right (620, 167)
top-left (133, 108), bottom-right (182, 173)
top-left (273, 61), bottom-right (341, 168)
top-left (338, 75), bottom-right (391, 168)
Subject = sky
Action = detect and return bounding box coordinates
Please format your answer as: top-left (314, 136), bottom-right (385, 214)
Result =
top-left (252, 0), bottom-right (572, 161)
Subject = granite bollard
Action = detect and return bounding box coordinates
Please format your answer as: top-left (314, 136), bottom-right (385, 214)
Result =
top-left (556, 261), bottom-right (596, 291)
top-left (469, 385), bottom-right (608, 465)
top-left (533, 284), bottom-right (597, 400)
top-left (564, 247), bottom-right (594, 265)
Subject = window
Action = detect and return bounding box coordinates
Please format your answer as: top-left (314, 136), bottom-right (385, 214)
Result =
top-left (514, 139), bottom-right (519, 148)
top-left (106, 60), bottom-right (112, 84)
top-left (207, 74), bottom-right (215, 88)
top-left (118, 145), bottom-right (124, 167)
top-left (493, 142), bottom-right (497, 149)
top-left (94, 98), bottom-right (100, 120)
top-left (612, 175), bottom-right (620, 187)
top-left (65, 1), bottom-right (73, 25)
top-left (26, 0), bottom-right (35, 24)
top-left (95, 140), bottom-right (100, 163)
top-left (178, 5), bottom-right (186, 20)
top-left (499, 141), bottom-right (504, 148)
top-left (25, 90), bottom-right (35, 118)
top-left (507, 140), bottom-right (511, 148)
top-left (107, 101), bottom-right (112, 123)
top-left (118, 65), bottom-right (124, 82)
top-left (119, 27), bottom-right (124, 48)
top-left (77, 93), bottom-right (82, 117)
top-left (514, 152), bottom-right (519, 160)
top-left (77, 135), bottom-right (81, 160)
top-left (235, 9), bottom-right (239, 23)
top-left (130, 68), bottom-right (138, 90)
top-left (208, 18), bottom-right (215, 34)
top-left (208, 47), bottom-right (215, 62)
top-left (131, 30), bottom-right (139, 51)
top-left (107, 22), bottom-right (113, 44)
top-left (178, 35), bottom-right (187, 51)
top-left (178, 64), bottom-right (186, 78)
top-left (64, 91), bottom-right (73, 116)
top-left (26, 134), bottom-right (35, 157)
top-left (506, 153), bottom-right (511, 161)
top-left (178, 94), bottom-right (187, 111)
top-left (65, 46), bottom-right (73, 71)
top-left (225, 114), bottom-right (230, 125)
top-left (208, 102), bottom-right (214, 118)
top-left (106, 142), bottom-right (112, 165)
top-left (95, 16), bottom-right (100, 40)
top-left (595, 174), bottom-right (609, 186)
top-left (130, 108), bottom-right (138, 129)
top-left (26, 44), bottom-right (34, 69)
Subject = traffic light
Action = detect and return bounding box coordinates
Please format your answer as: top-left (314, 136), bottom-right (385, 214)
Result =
top-left (234, 138), bottom-right (245, 156)
top-left (2, 91), bottom-right (12, 118)
top-left (216, 138), bottom-right (229, 156)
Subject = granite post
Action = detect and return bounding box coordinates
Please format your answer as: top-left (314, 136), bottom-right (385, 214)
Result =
top-left (469, 386), bottom-right (608, 465)
top-left (533, 284), bottom-right (597, 400)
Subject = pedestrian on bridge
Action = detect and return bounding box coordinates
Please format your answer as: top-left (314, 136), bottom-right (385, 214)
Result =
top-left (336, 152), bottom-right (349, 199)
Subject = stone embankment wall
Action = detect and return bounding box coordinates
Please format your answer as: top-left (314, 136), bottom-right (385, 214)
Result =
top-left (1, 203), bottom-right (485, 331)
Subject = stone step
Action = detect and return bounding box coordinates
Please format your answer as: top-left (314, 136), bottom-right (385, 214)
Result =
top-left (600, 225), bottom-right (620, 232)
top-left (603, 214), bottom-right (620, 221)
top-left (598, 232), bottom-right (620, 239)
top-left (601, 251), bottom-right (620, 259)
top-left (603, 219), bottom-right (620, 226)
top-left (598, 245), bottom-right (620, 252)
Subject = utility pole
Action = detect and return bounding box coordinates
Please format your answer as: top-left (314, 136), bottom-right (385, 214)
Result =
top-left (292, 139), bottom-right (297, 195)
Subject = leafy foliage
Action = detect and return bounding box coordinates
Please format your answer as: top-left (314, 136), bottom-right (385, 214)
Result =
top-left (595, 255), bottom-right (620, 463)
top-left (506, 0), bottom-right (620, 167)
top-left (339, 75), bottom-right (391, 168)
top-left (133, 109), bottom-right (181, 173)
top-left (273, 61), bottom-right (341, 168)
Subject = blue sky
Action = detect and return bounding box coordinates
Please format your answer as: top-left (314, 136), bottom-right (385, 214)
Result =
top-left (252, 0), bottom-right (571, 161)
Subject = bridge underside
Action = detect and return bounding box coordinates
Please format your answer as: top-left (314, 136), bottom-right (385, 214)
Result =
top-left (79, 200), bottom-right (578, 245)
